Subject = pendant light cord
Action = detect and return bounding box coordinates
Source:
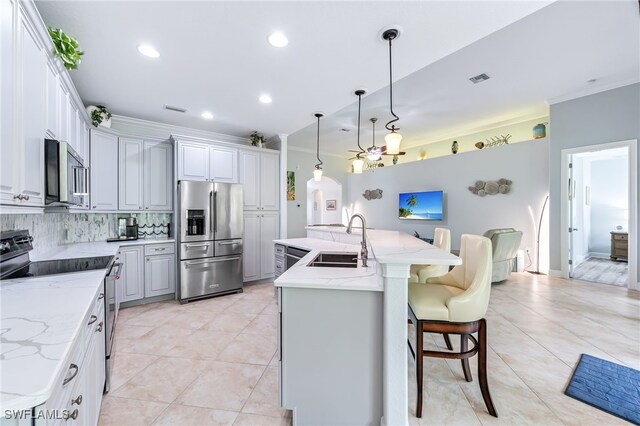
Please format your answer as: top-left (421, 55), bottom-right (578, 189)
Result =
top-left (315, 114), bottom-right (323, 169)
top-left (385, 34), bottom-right (400, 132)
top-left (357, 93), bottom-right (365, 156)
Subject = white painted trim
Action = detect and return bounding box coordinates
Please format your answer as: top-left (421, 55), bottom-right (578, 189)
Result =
top-left (111, 115), bottom-right (250, 145)
top-left (588, 252), bottom-right (611, 259)
top-left (548, 79), bottom-right (640, 105)
top-left (277, 134), bottom-right (289, 239)
top-left (548, 269), bottom-right (562, 278)
top-left (560, 139), bottom-right (638, 290)
top-left (0, 205), bottom-right (44, 214)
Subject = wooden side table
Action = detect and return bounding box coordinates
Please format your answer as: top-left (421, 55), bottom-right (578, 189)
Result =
top-left (610, 231), bottom-right (628, 261)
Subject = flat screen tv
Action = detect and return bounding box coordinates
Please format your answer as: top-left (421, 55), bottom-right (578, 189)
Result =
top-left (398, 190), bottom-right (443, 220)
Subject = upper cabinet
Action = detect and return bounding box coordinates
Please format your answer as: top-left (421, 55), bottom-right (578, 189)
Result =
top-left (177, 140), bottom-right (238, 183)
top-left (90, 129), bottom-right (118, 211)
top-left (118, 137), bottom-right (173, 212)
top-left (239, 150), bottom-right (279, 211)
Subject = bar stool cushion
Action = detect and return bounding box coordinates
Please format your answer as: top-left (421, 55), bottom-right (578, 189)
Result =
top-left (408, 282), bottom-right (464, 321)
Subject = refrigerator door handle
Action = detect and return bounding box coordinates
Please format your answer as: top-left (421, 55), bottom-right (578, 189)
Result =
top-left (213, 191), bottom-right (218, 233)
top-left (185, 256), bottom-right (242, 267)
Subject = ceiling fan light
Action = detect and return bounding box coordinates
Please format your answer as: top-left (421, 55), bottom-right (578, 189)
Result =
top-left (385, 131), bottom-right (402, 155)
top-left (313, 168), bottom-right (323, 181)
top-left (367, 148), bottom-right (381, 162)
top-left (352, 158), bottom-right (364, 174)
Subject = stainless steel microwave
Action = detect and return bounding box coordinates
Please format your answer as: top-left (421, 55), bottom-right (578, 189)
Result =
top-left (44, 139), bottom-right (88, 206)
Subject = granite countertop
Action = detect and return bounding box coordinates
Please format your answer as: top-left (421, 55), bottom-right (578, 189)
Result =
top-left (274, 227), bottom-right (460, 292)
top-left (0, 270), bottom-right (107, 411)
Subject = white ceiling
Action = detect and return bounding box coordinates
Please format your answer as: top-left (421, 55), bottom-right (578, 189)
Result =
top-left (35, 0), bottom-right (558, 141)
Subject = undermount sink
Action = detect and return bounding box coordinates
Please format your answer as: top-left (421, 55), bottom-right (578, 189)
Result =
top-left (307, 252), bottom-right (358, 268)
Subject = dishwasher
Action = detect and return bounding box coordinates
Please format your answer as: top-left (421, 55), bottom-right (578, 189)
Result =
top-left (285, 246), bottom-right (310, 271)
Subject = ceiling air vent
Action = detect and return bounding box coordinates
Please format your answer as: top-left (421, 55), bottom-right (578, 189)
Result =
top-left (469, 73), bottom-right (490, 84)
top-left (163, 104), bottom-right (187, 113)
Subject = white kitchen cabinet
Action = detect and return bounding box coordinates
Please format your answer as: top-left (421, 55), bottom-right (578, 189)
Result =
top-left (239, 150), bottom-right (279, 211)
top-left (243, 212), bottom-right (280, 281)
top-left (178, 142), bottom-right (209, 181)
top-left (69, 102), bottom-right (79, 152)
top-left (145, 254), bottom-right (176, 297)
top-left (58, 81), bottom-right (69, 142)
top-left (0, 0), bottom-right (16, 204)
top-left (118, 138), bottom-right (144, 211)
top-left (90, 129), bottom-right (118, 211)
top-left (210, 146), bottom-right (238, 183)
top-left (45, 60), bottom-right (59, 138)
top-left (177, 140), bottom-right (238, 183)
top-left (143, 141), bottom-right (172, 211)
top-left (119, 246), bottom-right (145, 302)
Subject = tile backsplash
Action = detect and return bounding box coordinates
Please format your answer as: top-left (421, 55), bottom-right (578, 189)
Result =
top-left (0, 212), bottom-right (172, 255)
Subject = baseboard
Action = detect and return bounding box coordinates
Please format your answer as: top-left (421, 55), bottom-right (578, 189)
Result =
top-left (548, 269), bottom-right (563, 278)
top-left (588, 252), bottom-right (610, 259)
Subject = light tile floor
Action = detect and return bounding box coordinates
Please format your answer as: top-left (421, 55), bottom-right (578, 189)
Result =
top-left (99, 273), bottom-right (640, 425)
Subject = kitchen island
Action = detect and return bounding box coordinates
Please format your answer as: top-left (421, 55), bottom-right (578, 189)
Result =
top-left (275, 226), bottom-right (461, 425)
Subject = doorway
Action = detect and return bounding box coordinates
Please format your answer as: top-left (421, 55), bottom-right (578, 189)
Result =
top-left (561, 140), bottom-right (637, 289)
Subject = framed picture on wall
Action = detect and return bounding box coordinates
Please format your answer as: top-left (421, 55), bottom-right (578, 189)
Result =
top-left (326, 199), bottom-right (336, 210)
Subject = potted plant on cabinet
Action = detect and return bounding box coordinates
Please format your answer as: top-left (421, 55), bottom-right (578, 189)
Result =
top-left (48, 27), bottom-right (84, 70)
top-left (86, 105), bottom-right (112, 128)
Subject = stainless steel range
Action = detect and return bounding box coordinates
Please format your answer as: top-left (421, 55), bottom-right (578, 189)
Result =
top-left (178, 181), bottom-right (243, 302)
top-left (0, 230), bottom-right (121, 393)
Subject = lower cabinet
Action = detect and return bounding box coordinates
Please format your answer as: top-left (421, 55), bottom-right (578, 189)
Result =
top-left (243, 212), bottom-right (279, 282)
top-left (118, 243), bottom-right (176, 303)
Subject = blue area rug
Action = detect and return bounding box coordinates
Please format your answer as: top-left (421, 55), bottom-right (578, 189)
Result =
top-left (565, 354), bottom-right (640, 425)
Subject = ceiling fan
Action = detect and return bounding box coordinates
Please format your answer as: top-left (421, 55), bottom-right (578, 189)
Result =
top-left (347, 117), bottom-right (407, 164)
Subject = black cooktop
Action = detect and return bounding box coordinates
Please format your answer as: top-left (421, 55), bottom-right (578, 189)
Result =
top-left (6, 256), bottom-right (114, 279)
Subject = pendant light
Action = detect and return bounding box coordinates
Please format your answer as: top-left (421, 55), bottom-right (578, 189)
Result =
top-left (352, 90), bottom-right (366, 174)
top-left (382, 28), bottom-right (402, 155)
top-left (313, 113), bottom-right (324, 181)
top-left (367, 118), bottom-right (382, 161)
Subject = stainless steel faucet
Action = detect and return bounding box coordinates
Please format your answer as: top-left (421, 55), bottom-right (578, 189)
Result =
top-left (346, 214), bottom-right (368, 267)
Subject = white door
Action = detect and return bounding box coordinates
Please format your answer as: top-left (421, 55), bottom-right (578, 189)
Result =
top-left (178, 142), bottom-right (209, 181)
top-left (90, 130), bottom-right (118, 210)
top-left (119, 138), bottom-right (144, 211)
top-left (18, 12), bottom-right (45, 206)
top-left (144, 141), bottom-right (172, 211)
top-left (239, 151), bottom-right (259, 210)
top-left (260, 152), bottom-right (279, 210)
top-left (210, 146), bottom-right (238, 183)
top-left (119, 246), bottom-right (144, 302)
top-left (145, 254), bottom-right (176, 297)
top-left (568, 159), bottom-right (577, 277)
top-left (0, 0), bottom-right (15, 204)
top-left (243, 213), bottom-right (260, 281)
top-left (260, 213), bottom-right (280, 278)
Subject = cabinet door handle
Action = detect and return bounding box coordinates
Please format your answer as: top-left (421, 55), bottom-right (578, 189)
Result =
top-left (23, 194), bottom-right (29, 200)
top-left (63, 364), bottom-right (79, 385)
top-left (98, 293), bottom-right (105, 300)
top-left (92, 205), bottom-right (97, 208)
top-left (87, 315), bottom-right (97, 325)
top-left (71, 394), bottom-right (83, 405)
top-left (63, 409), bottom-right (78, 420)
top-left (96, 322), bottom-right (103, 332)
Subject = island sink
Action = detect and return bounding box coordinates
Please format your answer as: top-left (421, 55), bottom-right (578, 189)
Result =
top-left (307, 252), bottom-right (359, 268)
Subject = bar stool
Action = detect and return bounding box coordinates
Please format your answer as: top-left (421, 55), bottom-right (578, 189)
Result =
top-left (409, 228), bottom-right (451, 283)
top-left (407, 234), bottom-right (497, 418)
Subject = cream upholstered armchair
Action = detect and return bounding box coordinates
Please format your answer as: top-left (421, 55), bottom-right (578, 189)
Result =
top-left (483, 228), bottom-right (523, 282)
top-left (407, 234), bottom-right (497, 418)
top-left (409, 228), bottom-right (451, 283)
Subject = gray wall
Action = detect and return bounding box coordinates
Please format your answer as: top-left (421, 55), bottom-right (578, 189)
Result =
top-left (549, 83), bottom-right (639, 271)
top-left (346, 139), bottom-right (550, 271)
top-left (286, 149), bottom-right (349, 238)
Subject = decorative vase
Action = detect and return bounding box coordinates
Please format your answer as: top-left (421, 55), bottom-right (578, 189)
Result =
top-left (451, 140), bottom-right (459, 154)
top-left (533, 123), bottom-right (546, 139)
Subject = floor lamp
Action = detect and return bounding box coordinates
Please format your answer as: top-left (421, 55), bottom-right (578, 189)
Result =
top-left (528, 195), bottom-right (549, 275)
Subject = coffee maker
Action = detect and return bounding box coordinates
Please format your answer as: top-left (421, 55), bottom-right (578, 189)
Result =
top-left (118, 217), bottom-right (138, 240)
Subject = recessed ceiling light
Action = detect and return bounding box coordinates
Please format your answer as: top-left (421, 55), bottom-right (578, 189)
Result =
top-left (259, 94), bottom-right (273, 104)
top-left (268, 32), bottom-right (288, 48)
top-left (587, 79), bottom-right (597, 84)
top-left (201, 111), bottom-right (214, 120)
top-left (137, 44), bottom-right (160, 58)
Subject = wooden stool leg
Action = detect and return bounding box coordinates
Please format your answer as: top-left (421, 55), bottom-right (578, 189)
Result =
top-left (443, 333), bottom-right (453, 350)
top-left (416, 321), bottom-right (424, 418)
top-left (478, 319), bottom-right (498, 417)
top-left (460, 334), bottom-right (472, 382)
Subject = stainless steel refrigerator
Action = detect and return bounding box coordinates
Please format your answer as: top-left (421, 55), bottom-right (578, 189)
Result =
top-left (178, 181), bottom-right (243, 302)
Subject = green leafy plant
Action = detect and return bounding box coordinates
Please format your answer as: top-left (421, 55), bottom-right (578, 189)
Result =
top-left (48, 27), bottom-right (84, 70)
top-left (249, 131), bottom-right (265, 147)
top-left (90, 105), bottom-right (112, 127)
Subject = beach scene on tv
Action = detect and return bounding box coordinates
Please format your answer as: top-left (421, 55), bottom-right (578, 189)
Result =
top-left (398, 191), bottom-right (443, 220)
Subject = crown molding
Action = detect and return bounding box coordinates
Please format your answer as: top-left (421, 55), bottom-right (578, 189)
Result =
top-left (548, 78), bottom-right (640, 105)
top-left (111, 115), bottom-right (250, 145)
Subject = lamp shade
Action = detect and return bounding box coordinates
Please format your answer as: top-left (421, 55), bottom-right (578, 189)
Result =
top-left (352, 158), bottom-right (364, 174)
top-left (385, 131), bottom-right (402, 154)
top-left (313, 169), bottom-right (323, 181)
top-left (367, 149), bottom-right (381, 162)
